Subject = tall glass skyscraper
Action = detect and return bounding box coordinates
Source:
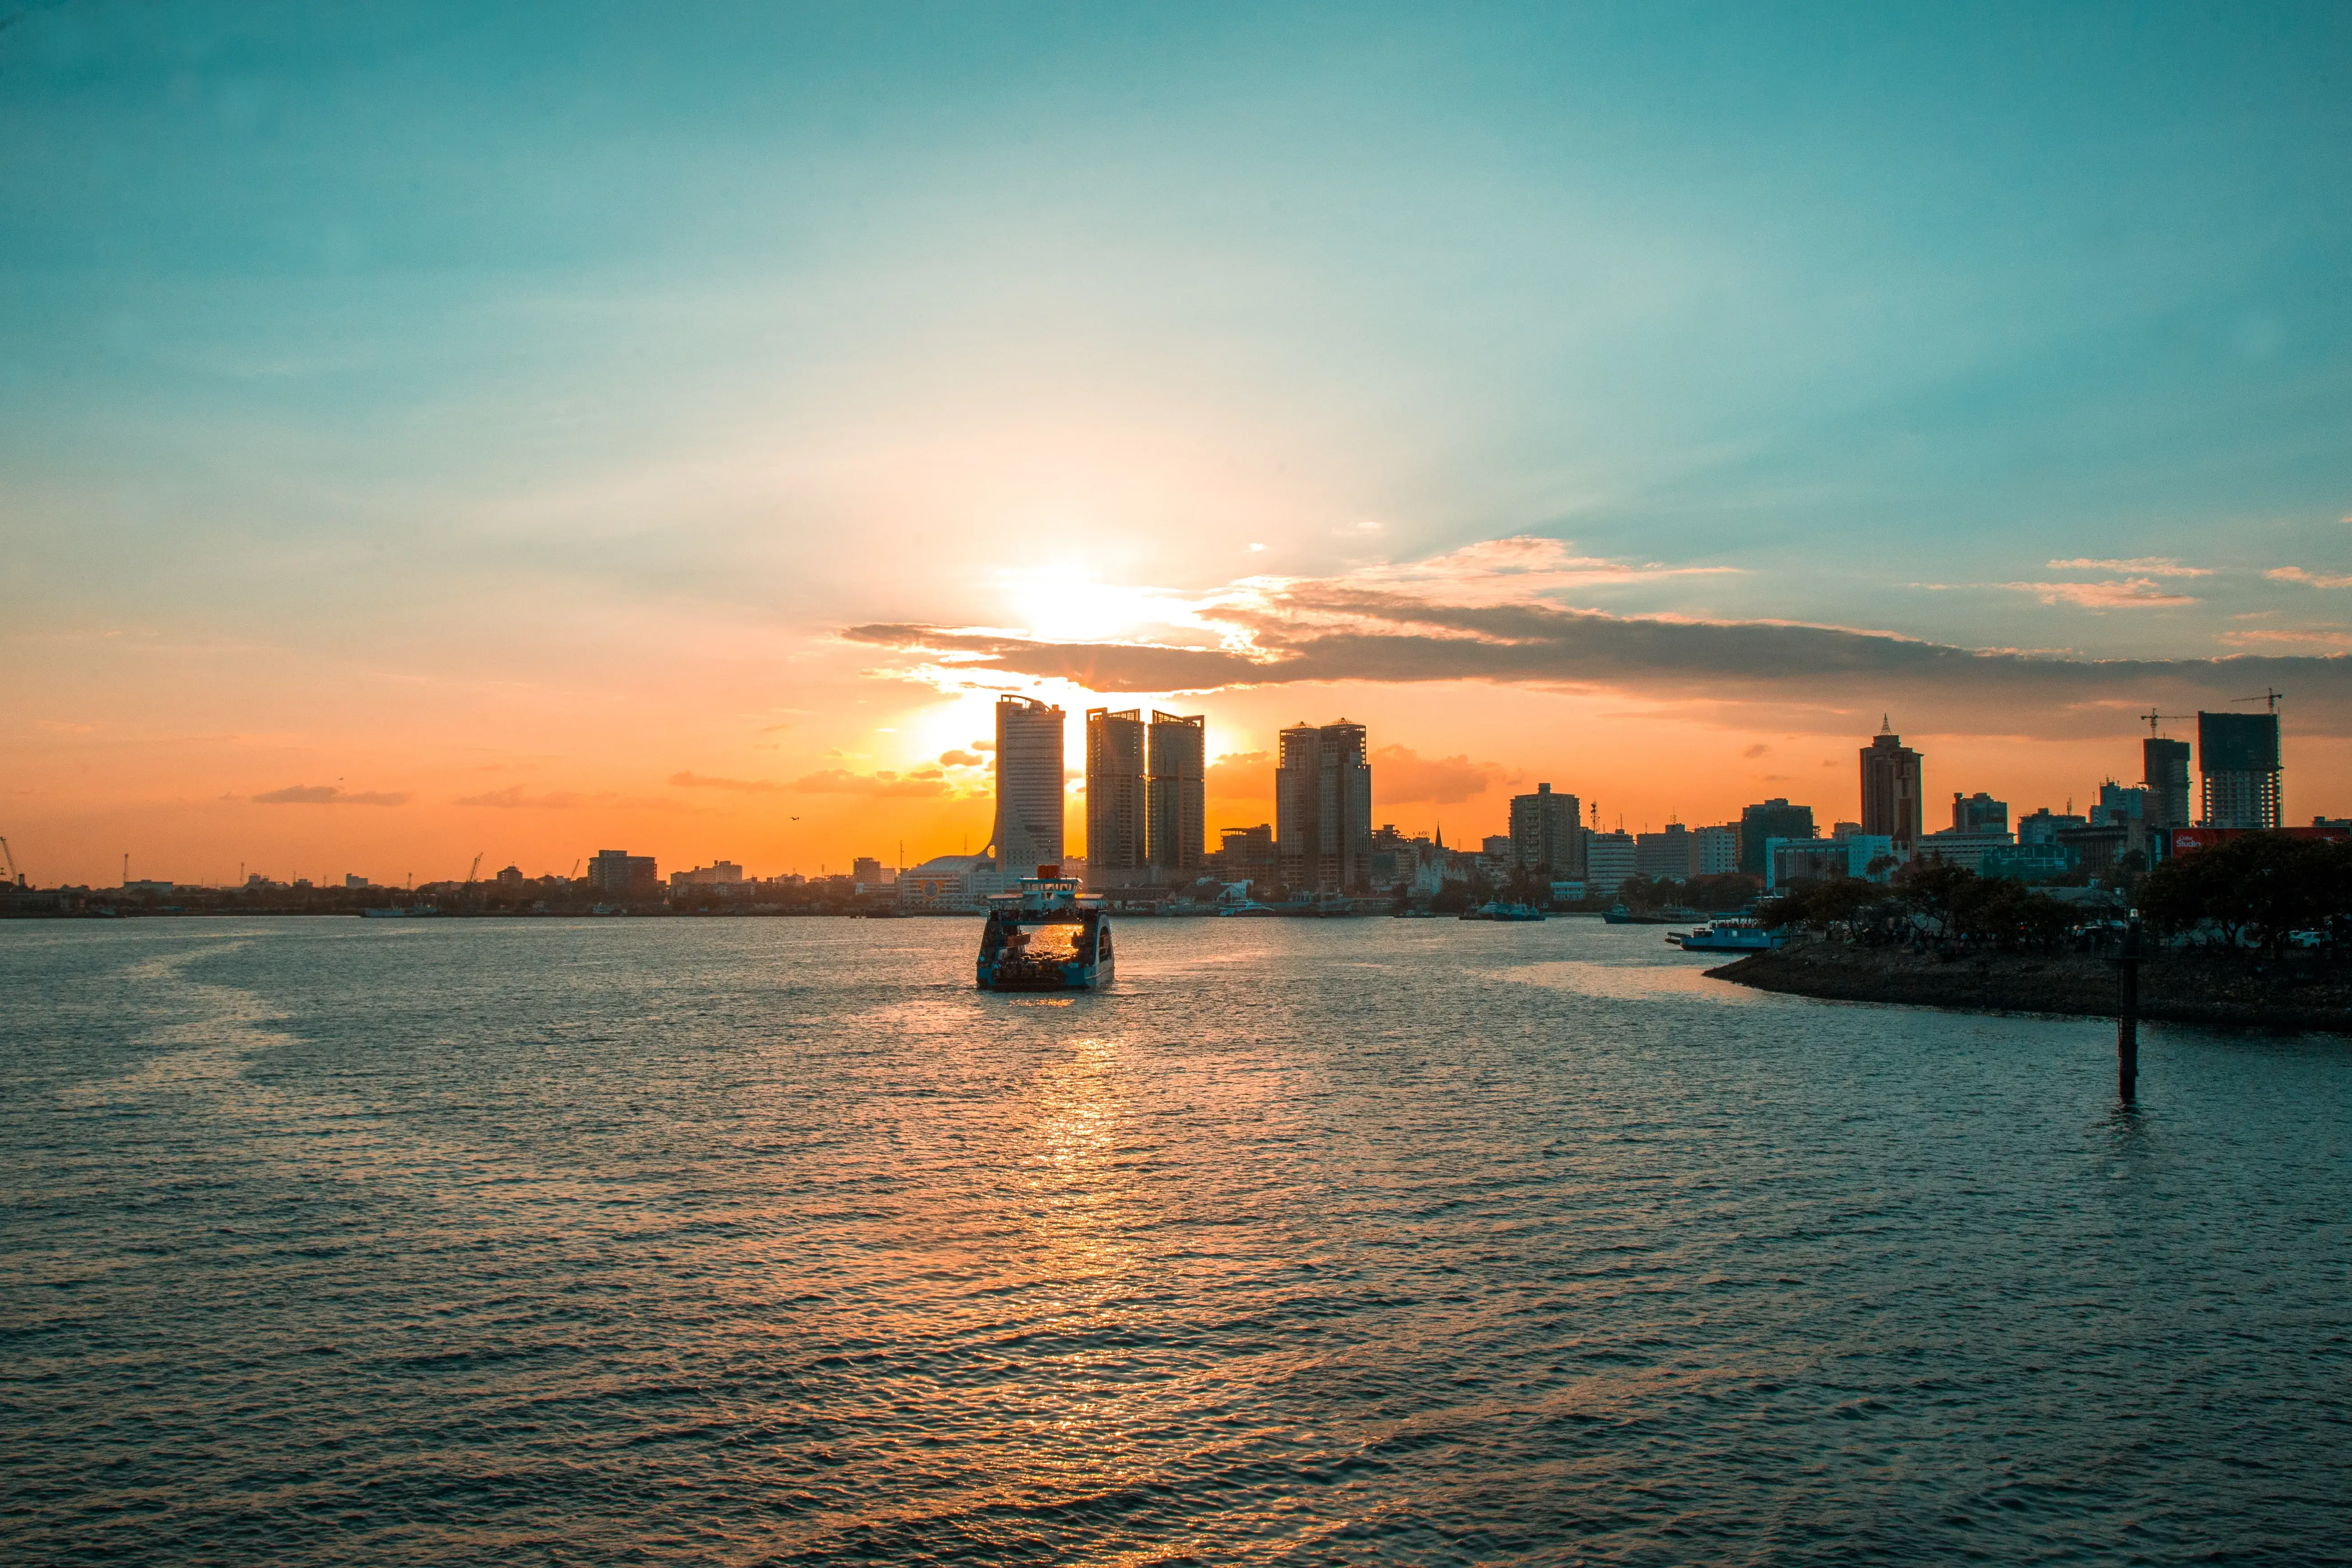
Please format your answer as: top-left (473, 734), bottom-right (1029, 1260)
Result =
top-left (991, 696), bottom-right (1065, 878)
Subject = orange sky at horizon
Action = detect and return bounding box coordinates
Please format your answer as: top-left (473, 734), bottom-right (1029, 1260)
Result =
top-left (17, 629), bottom-right (2338, 888)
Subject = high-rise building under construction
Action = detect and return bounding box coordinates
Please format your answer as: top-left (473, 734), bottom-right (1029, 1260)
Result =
top-left (1276, 720), bottom-right (1373, 894)
top-left (991, 696), bottom-right (1065, 878)
top-left (2143, 736), bottom-right (2191, 829)
top-left (2198, 711), bottom-right (2281, 829)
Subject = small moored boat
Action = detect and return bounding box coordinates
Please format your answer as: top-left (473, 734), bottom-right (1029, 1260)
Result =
top-left (1668, 918), bottom-right (1784, 953)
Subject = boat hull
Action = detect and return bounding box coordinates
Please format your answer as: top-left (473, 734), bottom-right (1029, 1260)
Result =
top-left (976, 898), bottom-right (1115, 992)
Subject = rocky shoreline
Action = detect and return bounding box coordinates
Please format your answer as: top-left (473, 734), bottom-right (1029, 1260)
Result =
top-left (1706, 939), bottom-right (2352, 1036)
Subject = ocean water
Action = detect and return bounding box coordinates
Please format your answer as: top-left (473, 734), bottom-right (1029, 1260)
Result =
top-left (3, 916), bottom-right (2347, 1565)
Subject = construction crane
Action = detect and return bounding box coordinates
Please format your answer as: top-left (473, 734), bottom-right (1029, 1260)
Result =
top-left (2139, 710), bottom-right (2197, 738)
top-left (2233, 688), bottom-right (2284, 712)
top-left (465, 852), bottom-right (484, 885)
top-left (0, 835), bottom-right (22, 887)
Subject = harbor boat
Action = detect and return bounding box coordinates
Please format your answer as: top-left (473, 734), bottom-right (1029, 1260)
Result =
top-left (1487, 901), bottom-right (1546, 922)
top-left (977, 868), bottom-right (1115, 991)
top-left (1602, 904), bottom-right (1670, 925)
top-left (362, 905), bottom-right (438, 918)
top-left (1668, 918), bottom-right (1785, 953)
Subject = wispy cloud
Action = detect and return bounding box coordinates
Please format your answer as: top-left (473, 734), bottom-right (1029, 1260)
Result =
top-left (2221, 627), bottom-right (2352, 649)
top-left (2267, 566), bottom-right (2352, 588)
top-left (789, 767), bottom-right (956, 798)
top-left (2046, 557), bottom-right (2212, 576)
top-left (253, 784), bottom-right (408, 806)
top-left (454, 785), bottom-right (683, 811)
top-left (2000, 578), bottom-right (2199, 608)
top-left (668, 770), bottom-right (784, 791)
top-left (1372, 744), bottom-right (1508, 804)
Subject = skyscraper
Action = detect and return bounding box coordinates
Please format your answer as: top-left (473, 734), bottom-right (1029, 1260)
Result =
top-left (1146, 711), bottom-right (1206, 874)
top-left (1860, 723), bottom-right (1924, 853)
top-left (1508, 783), bottom-right (1583, 875)
top-left (2143, 736), bottom-right (2191, 829)
top-left (1951, 792), bottom-right (2008, 834)
top-left (1276, 719), bottom-right (1373, 894)
top-left (2198, 710), bottom-right (2281, 829)
top-left (1085, 708), bottom-right (1147, 886)
top-left (991, 696), bottom-right (1065, 878)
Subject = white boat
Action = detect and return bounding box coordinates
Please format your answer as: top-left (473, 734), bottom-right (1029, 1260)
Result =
top-left (1668, 918), bottom-right (1783, 952)
top-left (977, 869), bottom-right (1114, 991)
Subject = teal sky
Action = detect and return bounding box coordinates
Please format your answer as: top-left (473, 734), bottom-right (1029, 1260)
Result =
top-left (5, 1), bottom-right (2350, 879)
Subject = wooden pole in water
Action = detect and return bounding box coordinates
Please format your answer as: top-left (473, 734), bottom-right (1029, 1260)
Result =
top-left (2118, 912), bottom-right (2141, 1105)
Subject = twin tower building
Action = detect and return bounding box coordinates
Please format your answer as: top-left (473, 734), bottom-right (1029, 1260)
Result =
top-left (988, 696), bottom-right (1376, 892)
top-left (987, 695), bottom-right (1206, 888)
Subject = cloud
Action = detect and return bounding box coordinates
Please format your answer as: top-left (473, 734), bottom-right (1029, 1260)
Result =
top-left (668, 770), bottom-right (783, 791)
top-left (1371, 744), bottom-right (1506, 805)
top-left (842, 538), bottom-right (2352, 738)
top-left (2000, 578), bottom-right (2199, 608)
top-left (456, 786), bottom-right (602, 808)
top-left (2267, 566), bottom-right (2352, 588)
top-left (1741, 742), bottom-right (1772, 759)
top-left (938, 749), bottom-right (983, 767)
top-left (1205, 750), bottom-right (1270, 798)
top-left (254, 784), bottom-right (408, 806)
top-left (2046, 557), bottom-right (2212, 576)
top-left (789, 768), bottom-right (954, 798)
top-left (2221, 627), bottom-right (2352, 649)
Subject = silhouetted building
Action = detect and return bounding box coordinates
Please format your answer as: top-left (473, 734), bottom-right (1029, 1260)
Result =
top-left (1635, 824), bottom-right (1696, 882)
top-left (992, 696), bottom-right (1066, 878)
top-left (2057, 823), bottom-right (2129, 878)
top-left (1738, 799), bottom-right (1816, 877)
top-left (1086, 708), bottom-right (1148, 886)
top-left (1211, 824), bottom-right (1278, 886)
top-left (2198, 710), bottom-right (2281, 829)
top-left (1767, 834), bottom-right (1894, 890)
top-left (2143, 737), bottom-right (2192, 829)
top-left (1509, 783), bottom-right (1583, 875)
top-left (1146, 711), bottom-right (1206, 874)
top-left (1951, 792), bottom-right (2008, 834)
top-left (1860, 724), bottom-right (1924, 853)
top-left (2016, 808), bottom-right (2086, 846)
top-left (495, 865), bottom-right (522, 890)
top-left (673, 861), bottom-right (745, 887)
top-left (587, 849), bottom-right (658, 895)
top-left (1276, 720), bottom-right (1373, 893)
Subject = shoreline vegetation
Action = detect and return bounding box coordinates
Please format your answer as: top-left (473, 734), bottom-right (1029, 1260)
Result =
top-left (1707, 939), bottom-right (2352, 1037)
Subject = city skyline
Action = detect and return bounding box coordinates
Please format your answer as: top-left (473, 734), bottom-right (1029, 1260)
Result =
top-left (7, 4), bottom-right (2352, 885)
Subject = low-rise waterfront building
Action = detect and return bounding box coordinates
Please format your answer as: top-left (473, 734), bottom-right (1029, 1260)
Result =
top-left (1585, 830), bottom-right (1637, 898)
top-left (1765, 833), bottom-right (1895, 890)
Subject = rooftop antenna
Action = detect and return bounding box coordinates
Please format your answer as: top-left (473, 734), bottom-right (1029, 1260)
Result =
top-left (1879, 713), bottom-right (1891, 734)
top-left (2233, 688), bottom-right (2284, 713)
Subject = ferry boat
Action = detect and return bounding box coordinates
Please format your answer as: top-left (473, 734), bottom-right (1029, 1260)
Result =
top-left (1668, 918), bottom-right (1784, 953)
top-left (977, 868), bottom-right (1115, 991)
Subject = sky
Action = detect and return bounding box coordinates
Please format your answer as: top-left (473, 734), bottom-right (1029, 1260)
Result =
top-left (5, 0), bottom-right (2351, 886)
